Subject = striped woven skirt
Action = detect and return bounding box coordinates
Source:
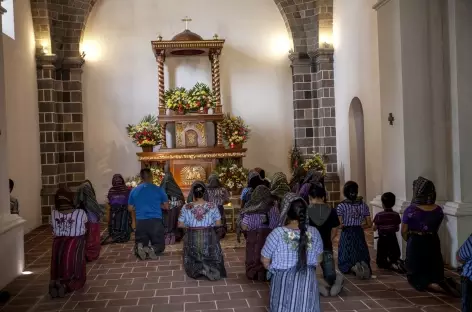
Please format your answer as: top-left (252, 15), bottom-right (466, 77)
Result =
top-left (338, 226), bottom-right (371, 274)
top-left (101, 204), bottom-right (132, 245)
top-left (214, 205), bottom-right (227, 240)
top-left (245, 228), bottom-right (271, 281)
top-left (50, 235), bottom-right (86, 293)
top-left (86, 221), bottom-right (101, 262)
top-left (183, 228), bottom-right (227, 280)
top-left (269, 266), bottom-right (320, 312)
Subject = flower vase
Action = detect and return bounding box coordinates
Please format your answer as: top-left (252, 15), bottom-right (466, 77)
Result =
top-left (177, 110), bottom-right (185, 115)
top-left (166, 109), bottom-right (172, 116)
top-left (207, 107), bottom-right (214, 115)
top-left (141, 146), bottom-right (153, 152)
top-left (230, 143), bottom-right (243, 149)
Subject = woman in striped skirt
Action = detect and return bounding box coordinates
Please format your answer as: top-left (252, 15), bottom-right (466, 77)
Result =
top-left (261, 193), bottom-right (323, 312)
top-left (336, 181), bottom-right (372, 279)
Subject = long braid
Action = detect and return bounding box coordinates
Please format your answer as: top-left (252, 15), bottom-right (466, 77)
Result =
top-left (297, 201), bottom-right (308, 270)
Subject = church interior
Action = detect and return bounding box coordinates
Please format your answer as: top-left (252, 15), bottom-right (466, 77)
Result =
top-left (0, 0), bottom-right (471, 311)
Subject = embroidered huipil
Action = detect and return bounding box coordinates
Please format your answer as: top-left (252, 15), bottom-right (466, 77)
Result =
top-left (261, 226), bottom-right (323, 270)
top-left (51, 209), bottom-right (88, 237)
top-left (241, 206), bottom-right (280, 231)
top-left (178, 202), bottom-right (221, 228)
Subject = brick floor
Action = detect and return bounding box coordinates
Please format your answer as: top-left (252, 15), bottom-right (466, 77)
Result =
top-left (0, 226), bottom-right (462, 312)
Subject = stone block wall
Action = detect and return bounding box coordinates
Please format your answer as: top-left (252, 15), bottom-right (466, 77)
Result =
top-left (31, 0), bottom-right (338, 223)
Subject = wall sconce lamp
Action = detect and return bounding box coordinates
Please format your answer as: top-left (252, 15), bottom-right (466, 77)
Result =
top-left (79, 51), bottom-right (86, 66)
top-left (388, 113), bottom-right (395, 126)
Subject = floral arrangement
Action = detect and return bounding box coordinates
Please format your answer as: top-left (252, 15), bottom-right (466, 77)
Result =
top-left (165, 87), bottom-right (189, 114)
top-left (302, 153), bottom-right (326, 176)
top-left (288, 147), bottom-right (304, 174)
top-left (220, 113), bottom-right (250, 148)
top-left (165, 83), bottom-right (216, 114)
top-left (125, 166), bottom-right (166, 189)
top-left (126, 115), bottom-right (161, 147)
top-left (188, 83), bottom-right (216, 112)
top-left (214, 160), bottom-right (248, 190)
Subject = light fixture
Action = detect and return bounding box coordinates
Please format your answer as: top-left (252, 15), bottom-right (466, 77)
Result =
top-left (41, 39), bottom-right (50, 55)
top-left (22, 271), bottom-right (33, 275)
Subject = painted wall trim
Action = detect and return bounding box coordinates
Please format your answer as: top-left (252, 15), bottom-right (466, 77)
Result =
top-left (373, 0), bottom-right (394, 11)
top-left (0, 214), bottom-right (25, 235)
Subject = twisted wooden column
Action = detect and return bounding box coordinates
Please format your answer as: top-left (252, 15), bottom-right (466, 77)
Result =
top-left (160, 123), bottom-right (167, 149)
top-left (216, 121), bottom-right (224, 147)
top-left (157, 51), bottom-right (165, 114)
top-left (211, 51), bottom-right (222, 113)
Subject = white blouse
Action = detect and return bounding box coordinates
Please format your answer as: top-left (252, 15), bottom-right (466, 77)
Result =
top-left (51, 209), bottom-right (88, 237)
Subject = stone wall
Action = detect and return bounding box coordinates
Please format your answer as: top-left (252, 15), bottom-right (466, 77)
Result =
top-left (30, 0), bottom-right (338, 222)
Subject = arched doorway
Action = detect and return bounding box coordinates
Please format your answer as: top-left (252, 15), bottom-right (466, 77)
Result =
top-left (348, 97), bottom-right (366, 198)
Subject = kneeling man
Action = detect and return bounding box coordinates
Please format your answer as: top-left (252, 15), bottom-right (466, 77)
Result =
top-left (128, 168), bottom-right (169, 260)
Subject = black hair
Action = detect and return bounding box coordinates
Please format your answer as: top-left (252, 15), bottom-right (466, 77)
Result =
top-left (140, 168), bottom-right (152, 181)
top-left (192, 183), bottom-right (206, 199)
top-left (259, 169), bottom-right (266, 180)
top-left (248, 175), bottom-right (264, 189)
top-left (9, 179), bottom-right (14, 192)
top-left (308, 183), bottom-right (326, 201)
top-left (286, 199), bottom-right (308, 270)
top-left (343, 181), bottom-right (359, 201)
top-left (381, 192), bottom-right (396, 209)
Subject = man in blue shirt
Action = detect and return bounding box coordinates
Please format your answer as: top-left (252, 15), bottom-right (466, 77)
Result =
top-left (458, 234), bottom-right (472, 312)
top-left (128, 168), bottom-right (169, 260)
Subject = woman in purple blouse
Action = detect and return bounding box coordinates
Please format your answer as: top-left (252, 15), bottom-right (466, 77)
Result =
top-left (298, 169), bottom-right (324, 203)
top-left (239, 185), bottom-right (279, 281)
top-left (401, 177), bottom-right (459, 296)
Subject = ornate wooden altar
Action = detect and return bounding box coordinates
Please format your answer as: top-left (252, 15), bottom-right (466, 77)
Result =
top-left (137, 19), bottom-right (247, 192)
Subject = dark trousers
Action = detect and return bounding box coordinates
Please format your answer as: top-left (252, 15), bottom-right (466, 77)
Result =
top-left (463, 277), bottom-right (472, 312)
top-left (321, 250), bottom-right (337, 286)
top-left (135, 218), bottom-right (165, 254)
top-left (376, 232), bottom-right (401, 269)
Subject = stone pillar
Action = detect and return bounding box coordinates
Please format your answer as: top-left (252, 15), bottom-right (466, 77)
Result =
top-left (37, 55), bottom-right (60, 224)
top-left (372, 0), bottom-right (451, 259)
top-left (289, 51), bottom-right (340, 207)
top-left (443, 0), bottom-right (472, 267)
top-left (0, 1), bottom-right (26, 288)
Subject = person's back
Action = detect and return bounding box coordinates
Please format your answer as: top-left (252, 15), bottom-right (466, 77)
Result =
top-left (130, 183), bottom-right (167, 220)
top-left (458, 235), bottom-right (472, 312)
top-left (9, 179), bottom-right (19, 215)
top-left (128, 168), bottom-right (169, 260)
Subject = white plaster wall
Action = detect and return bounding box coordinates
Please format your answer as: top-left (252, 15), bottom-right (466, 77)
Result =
top-left (3, 0), bottom-right (41, 233)
top-left (333, 0), bottom-right (382, 202)
top-left (82, 0), bottom-right (293, 202)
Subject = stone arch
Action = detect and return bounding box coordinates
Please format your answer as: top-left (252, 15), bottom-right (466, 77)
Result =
top-left (30, 0), bottom-right (320, 56)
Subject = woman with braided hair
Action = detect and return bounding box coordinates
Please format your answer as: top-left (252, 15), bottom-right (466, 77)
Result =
top-left (298, 169), bottom-right (324, 203)
top-left (262, 193), bottom-right (323, 312)
top-left (289, 167), bottom-right (306, 194)
top-left (336, 181), bottom-right (372, 279)
top-left (240, 171), bottom-right (265, 209)
top-left (178, 181), bottom-right (227, 280)
top-left (239, 185), bottom-right (279, 280)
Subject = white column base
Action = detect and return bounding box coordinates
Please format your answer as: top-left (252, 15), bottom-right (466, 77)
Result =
top-left (0, 213), bottom-right (25, 289)
top-left (441, 202), bottom-right (472, 268)
top-left (370, 195), bottom-right (410, 259)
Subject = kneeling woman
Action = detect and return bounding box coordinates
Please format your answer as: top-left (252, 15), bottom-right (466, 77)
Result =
top-left (239, 185), bottom-right (279, 281)
top-left (50, 188), bottom-right (88, 297)
top-left (76, 180), bottom-right (104, 261)
top-left (262, 193), bottom-right (323, 312)
top-left (160, 169), bottom-right (185, 245)
top-left (178, 181), bottom-right (227, 280)
top-left (101, 174), bottom-right (132, 245)
top-left (336, 181), bottom-right (372, 279)
top-left (402, 177), bottom-right (459, 296)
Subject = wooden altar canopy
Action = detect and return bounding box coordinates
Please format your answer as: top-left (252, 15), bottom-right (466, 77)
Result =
top-left (137, 18), bottom-right (246, 192)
